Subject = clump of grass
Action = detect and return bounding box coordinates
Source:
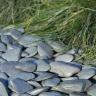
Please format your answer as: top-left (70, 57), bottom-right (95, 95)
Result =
top-left (0, 0), bottom-right (96, 63)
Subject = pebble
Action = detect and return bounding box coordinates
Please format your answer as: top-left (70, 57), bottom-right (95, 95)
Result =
top-left (18, 35), bottom-right (41, 47)
top-left (9, 78), bottom-right (33, 94)
top-left (69, 92), bottom-right (87, 96)
top-left (42, 77), bottom-right (60, 87)
top-left (77, 68), bottom-right (96, 79)
top-left (35, 72), bottom-right (55, 81)
top-left (15, 61), bottom-right (36, 72)
top-left (0, 81), bottom-right (8, 96)
top-left (9, 72), bottom-right (35, 81)
top-left (55, 54), bottom-right (74, 62)
top-left (0, 42), bottom-right (6, 52)
top-left (55, 79), bottom-right (91, 93)
top-left (28, 80), bottom-right (41, 87)
top-left (25, 46), bottom-right (37, 57)
top-left (11, 93), bottom-right (31, 96)
top-left (28, 86), bottom-right (50, 95)
top-left (39, 91), bottom-right (63, 96)
top-left (2, 47), bottom-right (22, 61)
top-left (38, 42), bottom-right (53, 58)
top-left (36, 59), bottom-right (50, 71)
top-left (50, 61), bottom-right (81, 77)
top-left (0, 61), bottom-right (21, 76)
top-left (87, 84), bottom-right (96, 96)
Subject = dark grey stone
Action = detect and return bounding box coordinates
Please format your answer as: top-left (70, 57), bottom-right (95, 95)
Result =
top-left (0, 42), bottom-right (6, 52)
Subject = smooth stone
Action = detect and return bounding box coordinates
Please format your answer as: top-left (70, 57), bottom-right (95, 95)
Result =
top-left (42, 77), bottom-right (60, 87)
top-left (9, 72), bottom-right (35, 81)
top-left (28, 80), bottom-right (41, 87)
top-left (35, 72), bottom-right (55, 81)
top-left (53, 79), bottom-right (91, 93)
top-left (50, 61), bottom-right (81, 77)
top-left (66, 48), bottom-right (78, 55)
top-left (19, 57), bottom-right (37, 62)
top-left (28, 87), bottom-right (50, 95)
top-left (15, 26), bottom-right (24, 33)
top-left (77, 68), bottom-right (96, 79)
top-left (9, 78), bottom-right (33, 94)
top-left (46, 40), bottom-right (64, 52)
top-left (69, 92), bottom-right (87, 96)
top-left (38, 42), bottom-right (53, 58)
top-left (0, 52), bottom-right (2, 56)
top-left (2, 47), bottom-right (22, 61)
top-left (35, 59), bottom-right (50, 71)
top-left (21, 51), bottom-right (29, 57)
top-left (0, 57), bottom-right (7, 63)
top-left (61, 77), bottom-right (78, 81)
top-left (15, 61), bottom-right (36, 72)
top-left (0, 61), bottom-right (21, 76)
top-left (1, 35), bottom-right (14, 45)
top-left (11, 93), bottom-right (31, 96)
top-left (18, 35), bottom-right (41, 47)
top-left (4, 29), bottom-right (22, 40)
top-left (0, 72), bottom-right (8, 80)
top-left (87, 84), bottom-right (96, 96)
top-left (39, 91), bottom-right (63, 96)
top-left (25, 46), bottom-right (37, 57)
top-left (0, 81), bottom-right (8, 96)
top-left (55, 54), bottom-right (74, 62)
top-left (0, 42), bottom-right (6, 52)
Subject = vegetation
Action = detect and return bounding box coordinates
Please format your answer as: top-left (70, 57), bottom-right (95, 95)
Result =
top-left (0, 0), bottom-right (96, 64)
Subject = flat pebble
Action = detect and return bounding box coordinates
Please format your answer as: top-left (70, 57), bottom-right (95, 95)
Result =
top-left (55, 54), bottom-right (74, 62)
top-left (36, 59), bottom-right (50, 71)
top-left (28, 87), bottom-right (50, 95)
top-left (0, 42), bottom-right (6, 52)
top-left (39, 91), bottom-right (63, 96)
top-left (9, 78), bottom-right (33, 94)
top-left (38, 42), bottom-right (53, 58)
top-left (15, 61), bottom-right (36, 72)
top-left (50, 61), bottom-right (81, 77)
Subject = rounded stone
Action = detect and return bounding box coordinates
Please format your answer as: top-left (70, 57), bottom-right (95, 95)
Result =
top-left (38, 42), bottom-right (53, 58)
top-left (0, 81), bottom-right (8, 96)
top-left (9, 78), bottom-right (33, 94)
top-left (55, 54), bottom-right (74, 62)
top-left (42, 77), bottom-right (60, 87)
top-left (28, 87), bottom-right (50, 95)
top-left (77, 68), bottom-right (96, 79)
top-left (9, 72), bottom-right (35, 81)
top-left (39, 91), bottom-right (63, 96)
top-left (15, 61), bottom-right (36, 72)
top-left (50, 61), bottom-right (81, 77)
top-left (69, 92), bottom-right (87, 96)
top-left (35, 59), bottom-right (50, 71)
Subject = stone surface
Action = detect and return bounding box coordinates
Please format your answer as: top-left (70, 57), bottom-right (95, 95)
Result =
top-left (39, 91), bottom-right (63, 96)
top-left (28, 87), bottom-right (50, 95)
top-left (15, 61), bottom-right (36, 72)
top-left (55, 54), bottom-right (74, 62)
top-left (38, 42), bottom-right (53, 58)
top-left (2, 47), bottom-right (22, 61)
top-left (87, 84), bottom-right (96, 96)
top-left (0, 42), bottom-right (6, 52)
top-left (0, 81), bottom-right (8, 96)
top-left (77, 68), bottom-right (96, 79)
top-left (42, 77), bottom-right (60, 87)
top-left (9, 72), bottom-right (35, 81)
top-left (36, 59), bottom-right (50, 71)
top-left (9, 78), bottom-right (33, 93)
top-left (0, 61), bottom-right (21, 76)
top-left (50, 61), bottom-right (81, 77)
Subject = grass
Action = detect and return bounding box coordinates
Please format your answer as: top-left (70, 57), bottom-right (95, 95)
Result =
top-left (0, 0), bottom-right (96, 64)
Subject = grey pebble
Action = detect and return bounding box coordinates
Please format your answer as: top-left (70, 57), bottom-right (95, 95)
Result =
top-left (28, 86), bottom-right (50, 95)
top-left (15, 61), bottom-right (36, 72)
top-left (9, 78), bottom-right (33, 94)
top-left (0, 42), bottom-right (6, 52)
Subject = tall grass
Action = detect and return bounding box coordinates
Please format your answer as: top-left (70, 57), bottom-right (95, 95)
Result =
top-left (0, 0), bottom-right (96, 61)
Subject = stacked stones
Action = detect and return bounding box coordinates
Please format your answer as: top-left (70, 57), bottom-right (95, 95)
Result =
top-left (0, 27), bottom-right (96, 96)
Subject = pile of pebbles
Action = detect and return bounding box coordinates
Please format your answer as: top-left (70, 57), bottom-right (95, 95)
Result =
top-left (0, 27), bottom-right (96, 96)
